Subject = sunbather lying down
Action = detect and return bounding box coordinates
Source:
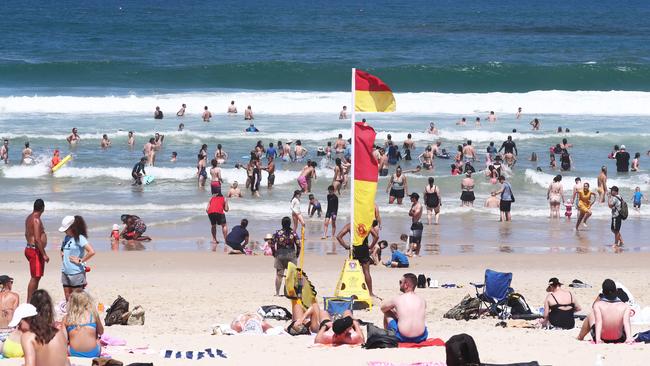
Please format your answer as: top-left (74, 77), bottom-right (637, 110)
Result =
top-left (285, 301), bottom-right (364, 345)
top-left (231, 313), bottom-right (273, 334)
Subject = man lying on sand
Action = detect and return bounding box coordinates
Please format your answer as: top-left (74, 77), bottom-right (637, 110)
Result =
top-left (381, 273), bottom-right (428, 343)
top-left (315, 310), bottom-right (364, 345)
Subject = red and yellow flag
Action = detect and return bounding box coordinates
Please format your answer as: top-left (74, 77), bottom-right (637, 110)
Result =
top-left (354, 69), bottom-right (396, 112)
top-left (352, 122), bottom-right (378, 246)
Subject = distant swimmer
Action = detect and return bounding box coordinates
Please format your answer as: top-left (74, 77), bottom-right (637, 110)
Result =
top-left (245, 123), bottom-right (259, 132)
top-left (484, 192), bottom-right (500, 208)
top-left (516, 107), bottom-right (522, 119)
top-left (67, 128), bottom-right (80, 144)
top-left (132, 157), bottom-right (147, 185)
top-left (488, 111), bottom-right (497, 123)
top-left (281, 141), bottom-right (291, 161)
top-left (143, 138), bottom-right (156, 166)
top-left (228, 100), bottom-right (237, 114)
top-left (214, 144), bottom-right (228, 164)
top-left (228, 181), bottom-right (243, 198)
top-left (176, 103), bottom-right (186, 117)
top-left (100, 134), bottom-right (111, 149)
top-left (154, 106), bottom-right (163, 120)
top-left (294, 140), bottom-right (308, 162)
top-left (22, 142), bottom-right (33, 165)
top-left (339, 106), bottom-right (348, 120)
top-left (427, 122), bottom-right (438, 135)
top-left (1, 139), bottom-right (9, 164)
top-left (462, 140), bottom-right (476, 162)
top-left (456, 117), bottom-right (466, 126)
top-left (244, 105), bottom-right (254, 120)
top-left (154, 132), bottom-right (165, 150)
top-left (475, 117), bottom-right (481, 127)
top-left (334, 134), bottom-right (346, 154)
top-left (170, 151), bottom-right (177, 162)
top-left (530, 118), bottom-right (541, 131)
top-left (127, 131), bottom-right (135, 146)
top-left (178, 123), bottom-right (185, 131)
top-left (202, 106), bottom-right (212, 122)
top-left (210, 158), bottom-right (222, 184)
top-left (51, 149), bottom-right (61, 170)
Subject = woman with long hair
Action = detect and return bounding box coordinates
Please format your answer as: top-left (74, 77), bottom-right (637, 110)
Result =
top-left (290, 190), bottom-right (305, 231)
top-left (423, 177), bottom-right (441, 225)
top-left (58, 216), bottom-right (96, 301)
top-left (547, 175), bottom-right (565, 219)
top-left (64, 291), bottom-right (103, 358)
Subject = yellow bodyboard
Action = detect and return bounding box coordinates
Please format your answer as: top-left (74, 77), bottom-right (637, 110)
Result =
top-left (52, 154), bottom-right (72, 173)
top-left (284, 261), bottom-right (316, 309)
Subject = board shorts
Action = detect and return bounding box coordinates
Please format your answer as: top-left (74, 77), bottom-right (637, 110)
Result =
top-left (208, 213), bottom-right (226, 226)
top-left (460, 191), bottom-right (475, 202)
top-left (297, 176), bottom-right (308, 190)
top-left (268, 174), bottom-right (275, 185)
top-left (387, 319), bottom-right (428, 343)
top-left (274, 247), bottom-right (297, 270)
top-left (353, 243), bottom-right (371, 264)
top-left (25, 246), bottom-right (45, 278)
top-left (410, 222), bottom-right (423, 244)
top-left (390, 188), bottom-right (405, 199)
top-left (500, 200), bottom-right (512, 212)
top-left (590, 325), bottom-right (626, 344)
top-left (325, 211), bottom-right (337, 220)
top-left (61, 272), bottom-right (87, 288)
top-left (611, 216), bottom-right (622, 232)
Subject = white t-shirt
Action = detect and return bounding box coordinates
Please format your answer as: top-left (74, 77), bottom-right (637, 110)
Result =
top-left (291, 197), bottom-right (301, 214)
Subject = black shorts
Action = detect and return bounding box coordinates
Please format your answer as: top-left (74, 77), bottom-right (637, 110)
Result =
top-left (208, 213), bottom-right (226, 226)
top-left (396, 263), bottom-right (409, 268)
top-left (390, 189), bottom-right (405, 199)
top-left (325, 211), bottom-right (337, 220)
top-left (500, 200), bottom-right (512, 212)
top-left (226, 241), bottom-right (244, 252)
top-left (611, 216), bottom-right (622, 232)
top-left (460, 191), bottom-right (475, 202)
top-left (268, 174), bottom-right (275, 185)
top-left (590, 325), bottom-right (626, 343)
top-left (353, 243), bottom-right (371, 264)
top-left (410, 222), bottom-right (423, 244)
top-left (633, 202), bottom-right (641, 208)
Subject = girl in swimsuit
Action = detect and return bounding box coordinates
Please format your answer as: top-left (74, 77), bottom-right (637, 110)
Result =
top-left (576, 182), bottom-right (596, 230)
top-left (214, 144), bottom-right (228, 164)
top-left (64, 291), bottom-right (104, 358)
top-left (424, 177), bottom-right (441, 225)
top-left (547, 175), bottom-right (565, 218)
top-left (486, 165), bottom-right (498, 184)
top-left (197, 154), bottom-right (207, 188)
top-left (332, 158), bottom-right (344, 194)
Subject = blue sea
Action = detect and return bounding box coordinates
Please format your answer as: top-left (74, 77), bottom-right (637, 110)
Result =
top-left (1, 0), bottom-right (649, 253)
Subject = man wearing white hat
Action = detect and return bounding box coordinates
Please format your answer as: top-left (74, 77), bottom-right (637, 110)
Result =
top-left (615, 145), bottom-right (630, 172)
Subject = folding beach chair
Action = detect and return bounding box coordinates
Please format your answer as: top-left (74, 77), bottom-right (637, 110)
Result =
top-left (470, 269), bottom-right (513, 318)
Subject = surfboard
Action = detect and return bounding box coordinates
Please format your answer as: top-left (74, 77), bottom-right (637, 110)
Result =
top-left (143, 175), bottom-right (155, 185)
top-left (51, 154), bottom-right (72, 172)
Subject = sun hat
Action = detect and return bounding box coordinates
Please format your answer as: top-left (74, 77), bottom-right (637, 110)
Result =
top-left (264, 233), bottom-right (273, 241)
top-left (620, 145), bottom-right (626, 149)
top-left (8, 303), bottom-right (37, 327)
top-left (112, 224), bottom-right (120, 231)
top-left (58, 215), bottom-right (75, 232)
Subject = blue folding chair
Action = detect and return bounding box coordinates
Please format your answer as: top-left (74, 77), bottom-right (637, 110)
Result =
top-left (470, 269), bottom-right (513, 318)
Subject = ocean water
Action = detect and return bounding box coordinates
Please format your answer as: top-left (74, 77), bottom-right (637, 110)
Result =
top-left (1, 1), bottom-right (649, 253)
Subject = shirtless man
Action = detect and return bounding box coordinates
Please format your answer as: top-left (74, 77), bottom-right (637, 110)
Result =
top-left (456, 117), bottom-right (466, 126)
top-left (334, 134), bottom-right (346, 154)
top-left (297, 162), bottom-right (316, 193)
top-left (263, 155), bottom-right (276, 188)
top-left (282, 141), bottom-right (292, 162)
top-left (244, 105), bottom-right (254, 120)
top-left (0, 139), bottom-right (8, 164)
top-left (22, 142), bottom-right (33, 165)
top-left (314, 312), bottom-right (364, 345)
top-left (516, 107), bottom-right (522, 119)
top-left (202, 106), bottom-right (212, 122)
top-left (176, 103), bottom-right (186, 117)
top-left (100, 134), bottom-right (111, 149)
top-left (403, 134), bottom-right (415, 160)
top-left (427, 123), bottom-right (438, 135)
top-left (154, 133), bottom-right (164, 151)
top-left (408, 193), bottom-right (423, 256)
top-left (484, 192), bottom-right (500, 208)
top-left (488, 111), bottom-right (497, 123)
top-left (381, 273), bottom-right (428, 343)
top-left (294, 140), bottom-right (307, 161)
top-left (227, 101), bottom-right (237, 114)
top-left (378, 149), bottom-right (389, 176)
top-left (597, 167), bottom-right (608, 203)
top-left (66, 128), bottom-right (80, 145)
top-left (578, 279), bottom-right (633, 344)
top-left (154, 106), bottom-right (163, 119)
top-left (24, 199), bottom-right (48, 303)
top-left (210, 159), bottom-right (222, 184)
top-left (338, 106), bottom-right (348, 120)
top-left (143, 138), bottom-right (156, 166)
top-left (127, 131), bottom-right (135, 146)
top-left (462, 140), bottom-right (476, 162)
top-left (0, 275), bottom-right (19, 329)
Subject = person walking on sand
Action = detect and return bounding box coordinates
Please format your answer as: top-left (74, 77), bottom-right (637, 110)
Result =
top-left (271, 217), bottom-right (300, 296)
top-left (381, 273), bottom-right (428, 344)
top-left (24, 199), bottom-right (48, 303)
top-left (58, 216), bottom-right (96, 301)
top-left (597, 166), bottom-right (608, 203)
top-left (290, 190), bottom-right (305, 231)
top-left (575, 182), bottom-right (596, 231)
top-left (494, 175), bottom-right (514, 222)
top-left (608, 186), bottom-right (625, 247)
top-left (407, 193), bottom-right (423, 256)
top-left (424, 177), bottom-right (441, 225)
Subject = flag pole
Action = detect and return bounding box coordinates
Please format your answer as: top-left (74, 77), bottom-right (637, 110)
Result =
top-left (350, 68), bottom-right (356, 259)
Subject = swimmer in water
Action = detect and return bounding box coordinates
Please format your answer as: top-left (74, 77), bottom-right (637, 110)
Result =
top-left (67, 127), bottom-right (80, 144)
top-left (228, 181), bottom-right (243, 198)
top-left (262, 155), bottom-right (276, 188)
top-left (214, 144), bottom-right (228, 164)
top-left (22, 142), bottom-right (33, 165)
top-left (143, 138), bottom-right (156, 166)
top-left (475, 117), bottom-right (481, 127)
top-left (202, 106), bottom-right (212, 122)
top-left (178, 123), bottom-right (185, 131)
top-left (228, 100), bottom-right (237, 114)
top-left (339, 106), bottom-right (348, 120)
top-left (100, 134), bottom-right (111, 149)
top-left (530, 118), bottom-right (541, 131)
top-left (170, 151), bottom-right (177, 162)
top-left (154, 133), bottom-right (164, 150)
top-left (244, 105), bottom-right (254, 120)
top-left (427, 122), bottom-right (438, 135)
top-left (456, 117), bottom-right (466, 126)
top-left (488, 111), bottom-right (497, 123)
top-left (210, 158), bottom-right (223, 184)
top-left (154, 106), bottom-right (163, 119)
top-left (0, 139), bottom-right (9, 164)
top-left (127, 131), bottom-right (135, 146)
top-left (516, 107), bottom-right (522, 119)
top-left (176, 103), bottom-right (186, 117)
top-left (197, 154), bottom-right (208, 188)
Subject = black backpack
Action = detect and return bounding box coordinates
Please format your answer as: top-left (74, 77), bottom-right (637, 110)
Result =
top-left (507, 293), bottom-right (532, 315)
top-left (445, 333), bottom-right (481, 366)
top-left (105, 295), bottom-right (130, 326)
top-left (363, 323), bottom-right (398, 349)
top-left (417, 274), bottom-right (427, 289)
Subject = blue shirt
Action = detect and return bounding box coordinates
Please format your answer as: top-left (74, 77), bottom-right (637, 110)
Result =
top-left (500, 182), bottom-right (513, 201)
top-left (391, 250), bottom-right (409, 266)
top-left (266, 147), bottom-right (277, 159)
top-left (61, 235), bottom-right (88, 275)
top-left (634, 191), bottom-right (643, 204)
top-left (226, 225), bottom-right (249, 245)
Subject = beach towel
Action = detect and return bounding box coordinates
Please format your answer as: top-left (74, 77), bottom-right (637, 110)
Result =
top-left (398, 338), bottom-right (445, 348)
top-left (161, 348), bottom-right (227, 360)
top-left (100, 334), bottom-right (127, 346)
top-left (368, 362), bottom-right (446, 366)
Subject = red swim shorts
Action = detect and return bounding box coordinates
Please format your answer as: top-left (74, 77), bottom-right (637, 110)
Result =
top-left (24, 247), bottom-right (45, 278)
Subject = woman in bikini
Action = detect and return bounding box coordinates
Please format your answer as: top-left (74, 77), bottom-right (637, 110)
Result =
top-left (486, 165), bottom-right (499, 184)
top-left (332, 158), bottom-right (344, 194)
top-left (214, 144), bottom-right (228, 165)
top-left (64, 291), bottom-right (104, 358)
top-left (547, 174), bottom-right (565, 219)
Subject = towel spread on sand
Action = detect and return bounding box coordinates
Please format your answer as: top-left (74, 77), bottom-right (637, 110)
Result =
top-left (397, 338), bottom-right (445, 348)
top-left (161, 348), bottom-right (227, 360)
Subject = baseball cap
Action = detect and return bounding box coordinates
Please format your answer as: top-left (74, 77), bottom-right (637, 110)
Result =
top-left (332, 316), bottom-right (353, 335)
top-left (610, 186), bottom-right (619, 192)
top-left (8, 303), bottom-right (37, 327)
top-left (409, 192), bottom-right (420, 200)
top-left (620, 145), bottom-right (626, 149)
top-left (58, 215), bottom-right (75, 232)
top-left (0, 275), bottom-right (13, 285)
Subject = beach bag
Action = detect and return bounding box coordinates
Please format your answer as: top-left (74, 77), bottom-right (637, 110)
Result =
top-left (417, 274), bottom-right (427, 289)
top-left (507, 293), bottom-right (532, 315)
top-left (617, 196), bottom-right (628, 220)
top-left (363, 323), bottom-right (398, 349)
top-left (105, 296), bottom-right (129, 326)
top-left (126, 305), bottom-right (145, 326)
top-left (257, 305), bottom-right (292, 321)
top-left (445, 333), bottom-right (480, 366)
top-left (444, 295), bottom-right (480, 321)
top-left (92, 358), bottom-right (124, 366)
top-left (634, 330), bottom-right (650, 343)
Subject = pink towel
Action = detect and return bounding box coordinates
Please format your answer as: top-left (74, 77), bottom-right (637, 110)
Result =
top-left (100, 333), bottom-right (127, 346)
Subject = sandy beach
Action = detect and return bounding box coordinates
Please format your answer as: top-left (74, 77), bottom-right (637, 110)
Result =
top-left (1, 250), bottom-right (648, 365)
